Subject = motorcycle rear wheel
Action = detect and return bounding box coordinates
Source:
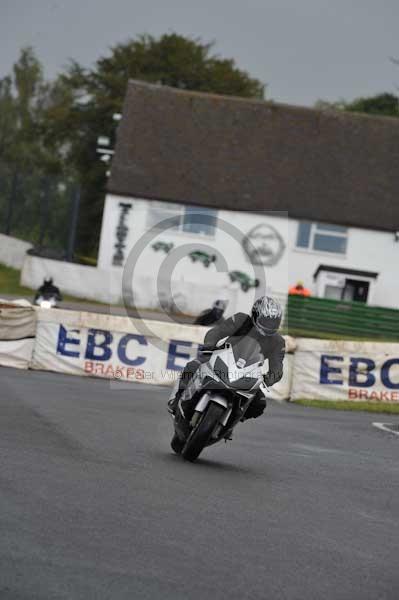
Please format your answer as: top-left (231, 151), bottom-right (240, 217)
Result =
top-left (182, 403), bottom-right (225, 462)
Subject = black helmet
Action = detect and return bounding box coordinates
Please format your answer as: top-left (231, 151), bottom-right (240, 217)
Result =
top-left (213, 299), bottom-right (228, 311)
top-left (251, 296), bottom-right (282, 336)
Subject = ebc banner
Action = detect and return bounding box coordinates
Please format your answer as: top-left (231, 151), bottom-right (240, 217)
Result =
top-left (30, 310), bottom-right (294, 398)
top-left (32, 320), bottom-right (201, 385)
top-left (291, 338), bottom-right (399, 402)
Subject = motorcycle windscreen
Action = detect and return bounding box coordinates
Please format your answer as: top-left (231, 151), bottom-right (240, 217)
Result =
top-left (229, 335), bottom-right (264, 366)
top-left (213, 336), bottom-right (263, 390)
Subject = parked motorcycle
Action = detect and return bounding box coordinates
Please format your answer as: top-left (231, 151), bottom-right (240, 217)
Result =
top-left (169, 335), bottom-right (268, 462)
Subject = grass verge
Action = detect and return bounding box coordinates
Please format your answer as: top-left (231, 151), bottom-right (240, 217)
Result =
top-left (293, 399), bottom-right (399, 414)
top-left (0, 263), bottom-right (36, 296)
top-left (0, 263), bottom-right (106, 305)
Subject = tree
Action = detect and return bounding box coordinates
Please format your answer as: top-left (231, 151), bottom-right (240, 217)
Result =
top-left (0, 77), bottom-right (16, 162)
top-left (0, 48), bottom-right (76, 246)
top-left (0, 48), bottom-right (42, 168)
top-left (344, 93), bottom-right (399, 117)
top-left (0, 47), bottom-right (70, 175)
top-left (0, 48), bottom-right (47, 236)
top-left (49, 33), bottom-right (265, 255)
top-left (315, 93), bottom-right (399, 118)
top-left (90, 34), bottom-right (264, 106)
top-left (1, 36), bottom-right (265, 256)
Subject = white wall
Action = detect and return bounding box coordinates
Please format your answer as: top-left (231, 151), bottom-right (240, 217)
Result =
top-left (314, 270), bottom-right (378, 303)
top-left (98, 194), bottom-right (399, 310)
top-left (98, 195), bottom-right (289, 316)
top-left (20, 254), bottom-right (243, 315)
top-left (0, 234), bottom-right (32, 269)
top-left (21, 196), bottom-right (398, 312)
top-left (21, 255), bottom-right (121, 304)
top-left (287, 222), bottom-right (399, 308)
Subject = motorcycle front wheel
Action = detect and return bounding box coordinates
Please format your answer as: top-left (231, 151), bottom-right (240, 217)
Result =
top-left (182, 402), bottom-right (225, 462)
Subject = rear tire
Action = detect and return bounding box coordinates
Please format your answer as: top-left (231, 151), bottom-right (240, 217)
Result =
top-left (182, 403), bottom-right (225, 462)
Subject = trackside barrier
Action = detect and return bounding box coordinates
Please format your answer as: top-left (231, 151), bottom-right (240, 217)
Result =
top-left (0, 299), bottom-right (36, 369)
top-left (287, 295), bottom-right (399, 341)
top-left (1, 304), bottom-right (398, 403)
top-left (30, 308), bottom-right (296, 401)
top-left (291, 338), bottom-right (399, 403)
top-left (31, 308), bottom-right (205, 385)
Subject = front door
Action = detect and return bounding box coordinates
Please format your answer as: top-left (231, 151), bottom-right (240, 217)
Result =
top-left (343, 279), bottom-right (369, 303)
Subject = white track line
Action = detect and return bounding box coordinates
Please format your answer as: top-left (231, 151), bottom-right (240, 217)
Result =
top-left (372, 422), bottom-right (399, 436)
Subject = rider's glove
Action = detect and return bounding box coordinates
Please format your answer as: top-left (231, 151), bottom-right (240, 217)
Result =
top-left (199, 344), bottom-right (215, 353)
top-left (263, 369), bottom-right (283, 387)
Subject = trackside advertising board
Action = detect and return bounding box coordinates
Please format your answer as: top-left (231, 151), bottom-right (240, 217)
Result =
top-left (31, 309), bottom-right (294, 400)
top-left (0, 338), bottom-right (35, 369)
top-left (6, 306), bottom-right (398, 403)
top-left (32, 309), bottom-right (205, 386)
top-left (0, 299), bottom-right (36, 369)
top-left (291, 338), bottom-right (399, 402)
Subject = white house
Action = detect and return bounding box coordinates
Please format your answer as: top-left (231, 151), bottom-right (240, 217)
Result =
top-left (97, 81), bottom-right (399, 315)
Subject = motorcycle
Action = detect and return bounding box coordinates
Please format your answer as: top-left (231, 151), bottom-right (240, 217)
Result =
top-left (34, 295), bottom-right (59, 309)
top-left (169, 335), bottom-right (268, 462)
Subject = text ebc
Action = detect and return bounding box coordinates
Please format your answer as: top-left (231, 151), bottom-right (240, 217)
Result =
top-left (56, 325), bottom-right (196, 371)
top-left (320, 354), bottom-right (399, 389)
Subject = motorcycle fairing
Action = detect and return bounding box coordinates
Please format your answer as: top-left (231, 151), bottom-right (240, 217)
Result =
top-left (179, 347), bottom-right (263, 421)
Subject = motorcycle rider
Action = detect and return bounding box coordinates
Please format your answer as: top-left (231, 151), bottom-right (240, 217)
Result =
top-left (34, 278), bottom-right (63, 304)
top-left (194, 299), bottom-right (228, 326)
top-left (168, 296), bottom-right (285, 421)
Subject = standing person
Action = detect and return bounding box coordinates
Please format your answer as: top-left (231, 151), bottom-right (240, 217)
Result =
top-left (288, 281), bottom-right (311, 297)
top-left (194, 299), bottom-right (228, 326)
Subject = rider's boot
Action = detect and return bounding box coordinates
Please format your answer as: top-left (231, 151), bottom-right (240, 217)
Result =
top-left (167, 392), bottom-right (181, 415)
top-left (224, 428), bottom-right (234, 441)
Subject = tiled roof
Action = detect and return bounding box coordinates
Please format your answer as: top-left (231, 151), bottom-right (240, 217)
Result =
top-left (109, 80), bottom-right (399, 232)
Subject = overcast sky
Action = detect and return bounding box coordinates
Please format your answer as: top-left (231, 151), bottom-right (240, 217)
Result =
top-left (2, 0), bottom-right (398, 106)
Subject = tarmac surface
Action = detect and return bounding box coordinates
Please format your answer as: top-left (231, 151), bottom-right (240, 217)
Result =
top-left (1, 367), bottom-right (399, 599)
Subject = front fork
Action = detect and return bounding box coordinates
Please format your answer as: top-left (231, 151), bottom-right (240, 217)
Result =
top-left (190, 392), bottom-right (230, 426)
top-left (190, 393), bottom-right (254, 441)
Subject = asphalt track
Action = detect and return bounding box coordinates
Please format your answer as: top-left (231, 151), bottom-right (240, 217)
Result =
top-left (1, 367), bottom-right (398, 600)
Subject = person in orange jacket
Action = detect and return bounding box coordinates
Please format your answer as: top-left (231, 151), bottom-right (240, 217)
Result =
top-left (289, 281), bottom-right (311, 297)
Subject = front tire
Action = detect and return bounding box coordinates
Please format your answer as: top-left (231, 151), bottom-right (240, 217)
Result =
top-left (182, 403), bottom-right (225, 462)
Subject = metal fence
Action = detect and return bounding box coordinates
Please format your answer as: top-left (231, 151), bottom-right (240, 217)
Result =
top-left (285, 294), bottom-right (399, 341)
top-left (0, 162), bottom-right (80, 261)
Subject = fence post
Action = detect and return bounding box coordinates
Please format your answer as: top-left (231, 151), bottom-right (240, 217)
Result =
top-left (38, 176), bottom-right (50, 248)
top-left (5, 171), bottom-right (18, 235)
top-left (66, 185), bottom-right (80, 262)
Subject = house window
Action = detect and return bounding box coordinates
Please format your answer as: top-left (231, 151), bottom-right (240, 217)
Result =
top-left (146, 201), bottom-right (182, 230)
top-left (296, 222), bottom-right (347, 254)
top-left (182, 206), bottom-right (217, 236)
top-left (147, 202), bottom-right (217, 237)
